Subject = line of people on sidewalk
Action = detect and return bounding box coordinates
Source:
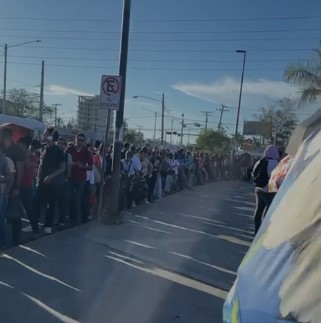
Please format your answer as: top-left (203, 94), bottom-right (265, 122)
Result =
top-left (0, 125), bottom-right (243, 250)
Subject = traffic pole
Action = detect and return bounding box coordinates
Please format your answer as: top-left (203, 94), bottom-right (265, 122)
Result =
top-left (102, 0), bottom-right (131, 223)
top-left (161, 93), bottom-right (165, 145)
top-left (2, 44), bottom-right (7, 115)
top-left (39, 60), bottom-right (44, 121)
top-left (97, 109), bottom-right (112, 219)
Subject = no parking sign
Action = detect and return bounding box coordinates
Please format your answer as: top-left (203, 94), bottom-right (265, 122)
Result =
top-left (100, 75), bottom-right (122, 110)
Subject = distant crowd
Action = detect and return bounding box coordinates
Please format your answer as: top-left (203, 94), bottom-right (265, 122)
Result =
top-left (0, 125), bottom-right (259, 249)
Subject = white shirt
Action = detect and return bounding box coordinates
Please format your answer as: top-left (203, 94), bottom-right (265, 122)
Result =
top-left (129, 154), bottom-right (141, 176)
top-left (141, 158), bottom-right (149, 177)
top-left (1, 157), bottom-right (16, 194)
top-left (170, 159), bottom-right (180, 175)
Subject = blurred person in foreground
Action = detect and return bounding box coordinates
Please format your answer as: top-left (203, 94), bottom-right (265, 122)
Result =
top-left (252, 145), bottom-right (279, 234)
top-left (1, 127), bottom-right (26, 245)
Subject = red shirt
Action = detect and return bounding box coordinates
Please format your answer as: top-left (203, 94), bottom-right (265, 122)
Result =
top-left (66, 146), bottom-right (93, 183)
top-left (22, 153), bottom-right (39, 188)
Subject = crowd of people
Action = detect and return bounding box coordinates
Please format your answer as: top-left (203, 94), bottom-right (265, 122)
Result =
top-left (0, 125), bottom-right (260, 250)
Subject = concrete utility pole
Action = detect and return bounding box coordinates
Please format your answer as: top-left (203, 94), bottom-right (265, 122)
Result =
top-left (2, 40), bottom-right (41, 115)
top-left (153, 112), bottom-right (157, 141)
top-left (105, 0), bottom-right (131, 222)
top-left (187, 126), bottom-right (191, 145)
top-left (170, 118), bottom-right (173, 145)
top-left (217, 104), bottom-right (229, 131)
top-left (52, 103), bottom-right (62, 127)
top-left (161, 93), bottom-right (165, 145)
top-left (39, 60), bottom-right (45, 121)
top-left (202, 110), bottom-right (213, 131)
top-left (234, 50), bottom-right (247, 150)
top-left (180, 113), bottom-right (185, 146)
top-left (97, 109), bottom-right (112, 219)
top-left (2, 44), bottom-right (7, 115)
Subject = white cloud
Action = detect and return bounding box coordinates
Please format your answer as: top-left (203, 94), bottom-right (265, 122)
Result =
top-left (172, 77), bottom-right (298, 106)
top-left (46, 84), bottom-right (93, 97)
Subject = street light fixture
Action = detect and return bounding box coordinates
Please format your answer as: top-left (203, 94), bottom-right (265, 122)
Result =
top-left (234, 49), bottom-right (247, 153)
top-left (133, 93), bottom-right (165, 144)
top-left (2, 40), bottom-right (41, 115)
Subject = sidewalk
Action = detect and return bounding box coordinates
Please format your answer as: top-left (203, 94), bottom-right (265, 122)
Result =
top-left (0, 181), bottom-right (255, 323)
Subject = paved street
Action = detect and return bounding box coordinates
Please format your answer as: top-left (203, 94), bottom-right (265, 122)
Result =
top-left (0, 181), bottom-right (255, 323)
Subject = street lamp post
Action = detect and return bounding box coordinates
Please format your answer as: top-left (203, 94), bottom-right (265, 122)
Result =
top-left (2, 40), bottom-right (41, 115)
top-left (234, 49), bottom-right (247, 153)
top-left (133, 93), bottom-right (165, 144)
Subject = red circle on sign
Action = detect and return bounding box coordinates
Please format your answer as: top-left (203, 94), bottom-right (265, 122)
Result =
top-left (102, 77), bottom-right (119, 96)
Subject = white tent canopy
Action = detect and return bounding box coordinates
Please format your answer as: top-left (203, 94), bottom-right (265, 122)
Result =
top-left (0, 114), bottom-right (46, 132)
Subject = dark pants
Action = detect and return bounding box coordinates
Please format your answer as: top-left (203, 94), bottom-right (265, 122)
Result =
top-left (254, 188), bottom-right (276, 234)
top-left (11, 217), bottom-right (21, 246)
top-left (69, 181), bottom-right (85, 225)
top-left (147, 175), bottom-right (156, 201)
top-left (58, 181), bottom-right (71, 224)
top-left (33, 183), bottom-right (58, 232)
top-left (20, 186), bottom-right (35, 223)
top-left (82, 181), bottom-right (90, 223)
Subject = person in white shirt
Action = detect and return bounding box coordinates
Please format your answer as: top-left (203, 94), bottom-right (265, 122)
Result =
top-left (129, 146), bottom-right (141, 176)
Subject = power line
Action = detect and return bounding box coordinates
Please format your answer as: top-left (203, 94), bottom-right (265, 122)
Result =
top-left (9, 55), bottom-right (315, 64)
top-left (0, 34), bottom-right (319, 42)
top-left (1, 26), bottom-right (321, 34)
top-left (0, 61), bottom-right (287, 71)
top-left (135, 15), bottom-right (321, 22)
top-left (22, 45), bottom-right (316, 53)
top-left (0, 61), bottom-right (284, 71)
top-left (1, 14), bottom-right (320, 22)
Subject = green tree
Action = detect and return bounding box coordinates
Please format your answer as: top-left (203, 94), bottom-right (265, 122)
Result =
top-left (2, 88), bottom-right (55, 122)
top-left (232, 132), bottom-right (245, 148)
top-left (196, 129), bottom-right (230, 153)
top-left (5, 88), bottom-right (38, 117)
top-left (66, 118), bottom-right (79, 130)
top-left (256, 97), bottom-right (298, 145)
top-left (123, 128), bottom-right (143, 146)
top-left (284, 47), bottom-right (321, 104)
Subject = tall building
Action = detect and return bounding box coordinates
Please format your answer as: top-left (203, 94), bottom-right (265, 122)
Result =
top-left (77, 95), bottom-right (114, 141)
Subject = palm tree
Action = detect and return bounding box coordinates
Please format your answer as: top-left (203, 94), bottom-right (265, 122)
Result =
top-left (284, 48), bottom-right (321, 104)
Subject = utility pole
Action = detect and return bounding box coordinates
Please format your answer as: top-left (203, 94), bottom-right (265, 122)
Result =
top-left (2, 44), bottom-right (7, 115)
top-left (202, 110), bottom-right (213, 131)
top-left (105, 0), bottom-right (131, 222)
top-left (217, 104), bottom-right (229, 131)
top-left (153, 112), bottom-right (157, 141)
top-left (39, 60), bottom-right (44, 121)
top-left (180, 113), bottom-right (185, 146)
top-left (170, 118), bottom-right (173, 145)
top-left (52, 103), bottom-right (61, 127)
top-left (161, 92), bottom-right (165, 145)
top-left (187, 126), bottom-right (191, 145)
top-left (97, 109), bottom-right (112, 219)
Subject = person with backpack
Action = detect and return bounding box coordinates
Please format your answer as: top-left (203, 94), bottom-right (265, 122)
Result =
top-left (252, 145), bottom-right (279, 234)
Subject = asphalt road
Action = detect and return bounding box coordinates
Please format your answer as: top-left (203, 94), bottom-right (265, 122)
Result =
top-left (0, 181), bottom-right (255, 323)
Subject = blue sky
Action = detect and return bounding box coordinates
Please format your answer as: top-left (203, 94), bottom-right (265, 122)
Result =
top-left (1, 0), bottom-right (321, 143)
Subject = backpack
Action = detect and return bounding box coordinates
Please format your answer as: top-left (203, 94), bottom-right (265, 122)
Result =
top-left (252, 158), bottom-right (269, 188)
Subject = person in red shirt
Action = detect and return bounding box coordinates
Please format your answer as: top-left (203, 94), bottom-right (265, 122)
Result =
top-left (17, 136), bottom-right (40, 233)
top-left (66, 133), bottom-right (93, 225)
